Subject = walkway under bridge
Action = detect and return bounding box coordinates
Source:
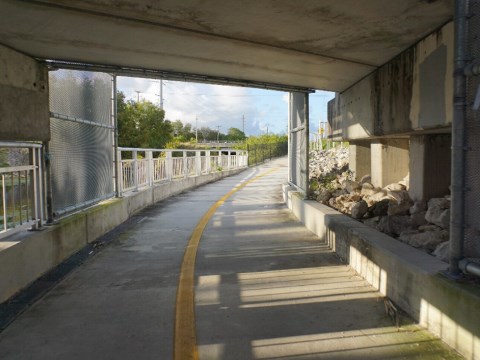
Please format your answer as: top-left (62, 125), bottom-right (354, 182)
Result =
top-left (0, 158), bottom-right (461, 359)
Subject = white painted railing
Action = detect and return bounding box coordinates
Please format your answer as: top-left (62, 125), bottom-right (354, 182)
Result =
top-left (118, 148), bottom-right (248, 195)
top-left (0, 142), bottom-right (45, 238)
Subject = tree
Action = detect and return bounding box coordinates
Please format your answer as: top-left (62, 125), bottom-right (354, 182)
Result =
top-left (172, 120), bottom-right (184, 137)
top-left (116, 91), bottom-right (172, 148)
top-left (171, 120), bottom-right (195, 141)
top-left (198, 127), bottom-right (216, 142)
top-left (226, 127), bottom-right (246, 141)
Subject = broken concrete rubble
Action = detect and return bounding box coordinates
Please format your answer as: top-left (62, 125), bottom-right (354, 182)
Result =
top-left (309, 147), bottom-right (451, 263)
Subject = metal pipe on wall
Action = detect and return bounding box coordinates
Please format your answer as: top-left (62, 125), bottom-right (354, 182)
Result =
top-left (459, 259), bottom-right (480, 277)
top-left (449, 0), bottom-right (469, 276)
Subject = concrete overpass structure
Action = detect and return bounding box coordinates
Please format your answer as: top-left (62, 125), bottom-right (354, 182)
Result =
top-left (0, 0), bottom-right (460, 238)
top-left (1, 0), bottom-right (480, 359)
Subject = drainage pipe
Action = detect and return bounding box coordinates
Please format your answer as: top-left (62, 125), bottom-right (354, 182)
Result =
top-left (459, 259), bottom-right (480, 277)
top-left (449, 0), bottom-right (469, 276)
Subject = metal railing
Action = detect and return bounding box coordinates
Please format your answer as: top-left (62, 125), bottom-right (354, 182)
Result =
top-left (0, 142), bottom-right (45, 238)
top-left (246, 141), bottom-right (288, 166)
top-left (117, 148), bottom-right (248, 195)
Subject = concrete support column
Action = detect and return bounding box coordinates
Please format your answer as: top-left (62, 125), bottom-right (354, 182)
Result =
top-left (371, 139), bottom-right (409, 188)
top-left (409, 134), bottom-right (451, 201)
top-left (0, 45), bottom-right (50, 142)
top-left (348, 140), bottom-right (371, 181)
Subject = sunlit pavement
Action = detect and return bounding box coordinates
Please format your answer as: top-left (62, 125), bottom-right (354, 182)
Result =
top-left (0, 158), bottom-right (462, 359)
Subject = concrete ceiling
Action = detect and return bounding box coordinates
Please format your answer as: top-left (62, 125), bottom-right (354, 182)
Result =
top-left (0, 0), bottom-right (453, 92)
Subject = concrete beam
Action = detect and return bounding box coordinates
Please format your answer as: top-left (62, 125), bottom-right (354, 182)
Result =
top-left (329, 22), bottom-right (453, 140)
top-left (0, 0), bottom-right (452, 91)
top-left (0, 44), bottom-right (50, 141)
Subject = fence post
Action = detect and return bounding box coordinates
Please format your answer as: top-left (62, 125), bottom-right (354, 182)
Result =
top-left (195, 150), bottom-right (201, 176)
top-left (117, 150), bottom-right (123, 196)
top-left (166, 151), bottom-right (172, 181)
top-left (183, 151), bottom-right (188, 178)
top-left (206, 150), bottom-right (211, 173)
top-left (133, 150), bottom-right (138, 191)
top-left (146, 150), bottom-right (153, 187)
top-left (227, 150), bottom-right (231, 170)
top-left (29, 147), bottom-right (43, 229)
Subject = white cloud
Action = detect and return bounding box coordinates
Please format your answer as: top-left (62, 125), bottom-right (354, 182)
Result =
top-left (117, 77), bottom-right (334, 136)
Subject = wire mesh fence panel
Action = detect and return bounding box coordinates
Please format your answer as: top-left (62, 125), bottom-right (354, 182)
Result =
top-left (49, 70), bottom-right (114, 216)
top-left (289, 92), bottom-right (308, 194)
top-left (465, 1), bottom-right (480, 259)
top-left (247, 142), bottom-right (287, 166)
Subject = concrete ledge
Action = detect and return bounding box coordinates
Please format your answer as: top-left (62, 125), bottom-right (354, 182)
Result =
top-left (0, 168), bottom-right (245, 304)
top-left (283, 184), bottom-right (480, 360)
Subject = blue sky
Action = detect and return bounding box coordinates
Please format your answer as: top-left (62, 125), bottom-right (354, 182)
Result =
top-left (117, 77), bottom-right (334, 136)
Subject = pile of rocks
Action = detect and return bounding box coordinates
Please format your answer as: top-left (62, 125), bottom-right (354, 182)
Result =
top-left (312, 176), bottom-right (451, 262)
top-left (309, 148), bottom-right (450, 262)
top-left (309, 147), bottom-right (349, 181)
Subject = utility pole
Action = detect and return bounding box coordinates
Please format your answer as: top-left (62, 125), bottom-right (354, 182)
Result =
top-left (160, 80), bottom-right (163, 109)
top-left (155, 80), bottom-right (164, 109)
top-left (135, 90), bottom-right (141, 102)
top-left (242, 114), bottom-right (245, 134)
top-left (216, 125), bottom-right (221, 143)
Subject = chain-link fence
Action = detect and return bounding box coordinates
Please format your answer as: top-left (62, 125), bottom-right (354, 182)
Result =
top-left (49, 70), bottom-right (115, 216)
top-left (246, 142), bottom-right (288, 166)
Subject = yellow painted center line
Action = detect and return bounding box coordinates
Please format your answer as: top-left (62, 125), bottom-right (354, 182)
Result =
top-left (173, 168), bottom-right (279, 360)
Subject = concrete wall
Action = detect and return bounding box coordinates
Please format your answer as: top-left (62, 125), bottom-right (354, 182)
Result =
top-left (0, 168), bottom-right (245, 303)
top-left (0, 44), bottom-right (50, 141)
top-left (328, 22), bottom-right (453, 141)
top-left (409, 134), bottom-right (451, 201)
top-left (371, 138), bottom-right (410, 188)
top-left (348, 140), bottom-right (371, 181)
top-left (283, 186), bottom-right (480, 360)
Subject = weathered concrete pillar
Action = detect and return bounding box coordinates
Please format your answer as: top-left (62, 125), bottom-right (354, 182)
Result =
top-left (348, 140), bottom-right (371, 181)
top-left (409, 134), bottom-right (451, 201)
top-left (0, 44), bottom-right (50, 141)
top-left (371, 139), bottom-right (409, 188)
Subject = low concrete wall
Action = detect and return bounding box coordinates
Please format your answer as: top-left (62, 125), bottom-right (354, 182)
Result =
top-left (0, 168), bottom-right (245, 304)
top-left (283, 185), bottom-right (480, 360)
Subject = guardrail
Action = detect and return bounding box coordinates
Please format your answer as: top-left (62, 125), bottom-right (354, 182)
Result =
top-left (0, 142), bottom-right (45, 238)
top-left (117, 148), bottom-right (248, 195)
